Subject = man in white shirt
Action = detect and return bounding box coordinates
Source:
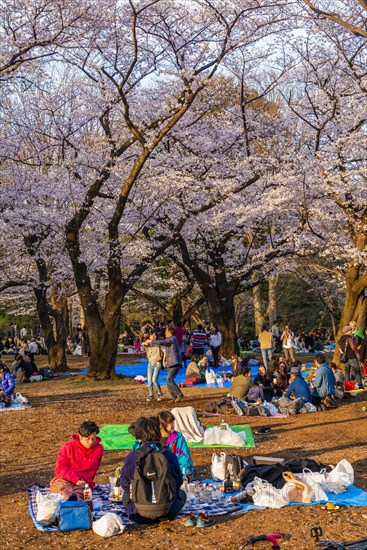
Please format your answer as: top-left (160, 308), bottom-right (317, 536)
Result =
top-left (28, 339), bottom-right (38, 361)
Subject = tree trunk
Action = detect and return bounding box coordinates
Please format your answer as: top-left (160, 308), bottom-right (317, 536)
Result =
top-left (34, 292), bottom-right (69, 372)
top-left (333, 265), bottom-right (367, 365)
top-left (207, 294), bottom-right (237, 356)
top-left (268, 274), bottom-right (278, 324)
top-left (253, 283), bottom-right (264, 336)
top-left (86, 306), bottom-right (121, 380)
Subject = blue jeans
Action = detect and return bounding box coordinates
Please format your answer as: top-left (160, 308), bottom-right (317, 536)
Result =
top-left (261, 348), bottom-right (272, 368)
top-left (345, 358), bottom-right (362, 385)
top-left (147, 362), bottom-right (162, 397)
top-left (166, 364), bottom-right (184, 398)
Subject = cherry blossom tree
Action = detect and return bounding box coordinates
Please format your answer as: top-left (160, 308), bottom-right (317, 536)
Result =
top-left (0, 0), bottom-right (96, 79)
top-left (280, 19), bottom-right (367, 358)
top-left (300, 0), bottom-right (367, 38)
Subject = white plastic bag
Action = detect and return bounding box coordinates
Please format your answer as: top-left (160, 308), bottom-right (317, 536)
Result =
top-left (304, 402), bottom-right (318, 413)
top-left (73, 345), bottom-right (82, 356)
top-left (14, 392), bottom-right (29, 404)
top-left (247, 477), bottom-right (289, 509)
top-left (204, 424), bottom-right (246, 447)
top-left (35, 491), bottom-right (64, 526)
top-left (205, 369), bottom-right (216, 385)
top-left (92, 513), bottom-right (125, 538)
top-left (294, 469), bottom-right (328, 502)
top-left (30, 374), bottom-right (43, 382)
top-left (327, 459), bottom-right (354, 487)
top-left (211, 452), bottom-right (227, 480)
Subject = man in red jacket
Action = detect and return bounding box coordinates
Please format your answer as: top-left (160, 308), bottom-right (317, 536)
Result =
top-left (50, 420), bottom-right (104, 500)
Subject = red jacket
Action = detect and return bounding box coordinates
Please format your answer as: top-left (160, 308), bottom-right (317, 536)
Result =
top-left (54, 434), bottom-right (104, 488)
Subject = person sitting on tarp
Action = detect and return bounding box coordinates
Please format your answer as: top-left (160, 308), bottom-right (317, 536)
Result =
top-left (253, 364), bottom-right (274, 401)
top-left (229, 365), bottom-right (253, 400)
top-left (184, 354), bottom-right (205, 385)
top-left (310, 354), bottom-right (336, 409)
top-left (284, 367), bottom-right (312, 403)
top-left (120, 416), bottom-right (186, 524)
top-left (158, 410), bottom-right (194, 479)
top-left (50, 420), bottom-right (104, 501)
top-left (0, 363), bottom-right (15, 407)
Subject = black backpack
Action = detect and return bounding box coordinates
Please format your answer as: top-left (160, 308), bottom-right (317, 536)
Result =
top-left (130, 445), bottom-right (177, 519)
top-left (224, 454), bottom-right (243, 480)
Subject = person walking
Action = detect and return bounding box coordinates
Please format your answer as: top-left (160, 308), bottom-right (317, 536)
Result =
top-left (148, 326), bottom-right (184, 403)
top-left (258, 324), bottom-right (273, 369)
top-left (209, 325), bottom-right (222, 368)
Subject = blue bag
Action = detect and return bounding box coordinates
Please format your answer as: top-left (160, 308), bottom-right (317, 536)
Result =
top-left (55, 501), bottom-right (92, 531)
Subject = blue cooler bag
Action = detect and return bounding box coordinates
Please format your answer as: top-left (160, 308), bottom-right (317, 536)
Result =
top-left (56, 501), bottom-right (92, 531)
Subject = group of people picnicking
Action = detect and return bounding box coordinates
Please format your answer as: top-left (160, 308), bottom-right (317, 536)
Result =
top-left (138, 319), bottom-right (366, 413)
top-left (50, 414), bottom-right (196, 524)
top-left (19, 318), bottom-right (366, 528)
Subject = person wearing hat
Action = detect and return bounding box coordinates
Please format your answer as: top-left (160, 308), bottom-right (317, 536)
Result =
top-left (284, 367), bottom-right (312, 403)
top-left (338, 326), bottom-right (363, 387)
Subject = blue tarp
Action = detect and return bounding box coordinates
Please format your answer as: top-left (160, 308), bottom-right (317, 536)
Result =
top-left (79, 360), bottom-right (262, 386)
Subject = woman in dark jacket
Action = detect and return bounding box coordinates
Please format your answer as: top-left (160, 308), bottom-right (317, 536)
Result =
top-left (254, 365), bottom-right (274, 401)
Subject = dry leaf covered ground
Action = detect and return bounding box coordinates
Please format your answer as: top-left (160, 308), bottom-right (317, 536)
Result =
top-left (1, 356), bottom-right (366, 550)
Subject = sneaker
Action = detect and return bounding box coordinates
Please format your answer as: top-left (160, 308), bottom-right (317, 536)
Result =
top-left (181, 512), bottom-right (196, 527)
top-left (196, 512), bottom-right (215, 528)
top-left (175, 396), bottom-right (184, 403)
top-left (157, 395), bottom-right (163, 401)
top-left (146, 396), bottom-right (154, 402)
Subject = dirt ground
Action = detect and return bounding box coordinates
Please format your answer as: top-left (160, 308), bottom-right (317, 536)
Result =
top-left (1, 356), bottom-right (366, 550)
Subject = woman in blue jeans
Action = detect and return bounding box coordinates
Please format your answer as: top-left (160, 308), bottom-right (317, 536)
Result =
top-left (147, 326), bottom-right (184, 403)
top-left (142, 332), bottom-right (164, 401)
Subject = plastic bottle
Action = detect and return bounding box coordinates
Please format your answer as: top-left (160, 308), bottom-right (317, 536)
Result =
top-left (181, 468), bottom-right (189, 493)
top-left (83, 484), bottom-right (93, 511)
top-left (202, 483), bottom-right (212, 502)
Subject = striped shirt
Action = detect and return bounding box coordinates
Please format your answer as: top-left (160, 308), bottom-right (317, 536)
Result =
top-left (191, 331), bottom-right (207, 348)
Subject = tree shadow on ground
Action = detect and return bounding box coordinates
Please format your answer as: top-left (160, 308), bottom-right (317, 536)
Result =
top-left (29, 389), bottom-right (115, 407)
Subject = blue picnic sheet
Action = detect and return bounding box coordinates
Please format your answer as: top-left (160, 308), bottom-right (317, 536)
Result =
top-left (27, 483), bottom-right (243, 532)
top-left (28, 480), bottom-right (367, 533)
top-left (78, 361), bottom-right (264, 387)
top-left (202, 479), bottom-right (367, 508)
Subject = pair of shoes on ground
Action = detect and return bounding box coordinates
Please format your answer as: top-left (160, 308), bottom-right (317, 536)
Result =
top-left (169, 396), bottom-right (185, 403)
top-left (182, 511), bottom-right (215, 528)
top-left (322, 395), bottom-right (337, 408)
top-left (146, 395), bottom-right (164, 402)
top-left (254, 426), bottom-right (271, 435)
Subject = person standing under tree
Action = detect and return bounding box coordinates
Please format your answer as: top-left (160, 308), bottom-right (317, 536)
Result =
top-left (281, 325), bottom-right (296, 366)
top-left (190, 324), bottom-right (207, 357)
top-left (147, 326), bottom-right (185, 403)
top-left (174, 321), bottom-right (186, 368)
top-left (209, 325), bottom-right (222, 368)
top-left (258, 324), bottom-right (273, 369)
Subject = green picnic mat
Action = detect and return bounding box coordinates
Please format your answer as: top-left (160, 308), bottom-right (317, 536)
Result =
top-left (99, 424), bottom-right (255, 451)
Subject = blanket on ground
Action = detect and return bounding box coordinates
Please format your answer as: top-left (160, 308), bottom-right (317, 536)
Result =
top-left (0, 402), bottom-right (30, 412)
top-left (99, 424), bottom-right (256, 451)
top-left (27, 483), bottom-right (244, 532)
